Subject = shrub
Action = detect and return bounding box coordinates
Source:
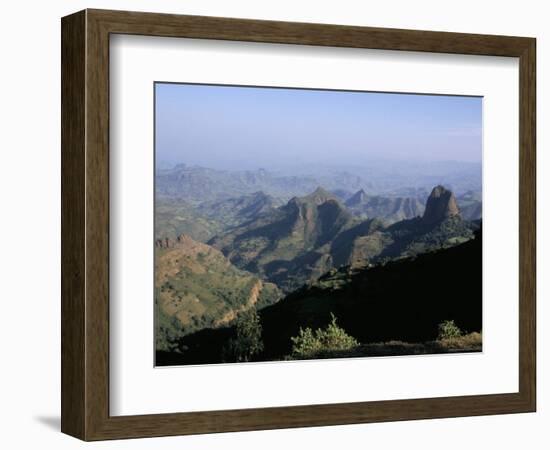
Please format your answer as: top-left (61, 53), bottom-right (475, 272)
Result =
top-left (290, 313), bottom-right (358, 359)
top-left (437, 320), bottom-right (463, 340)
top-left (222, 308), bottom-right (264, 362)
top-left (437, 331), bottom-right (482, 350)
top-left (155, 310), bottom-right (184, 352)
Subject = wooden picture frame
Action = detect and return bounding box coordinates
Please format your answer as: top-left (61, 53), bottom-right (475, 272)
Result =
top-left (61, 9), bottom-right (536, 441)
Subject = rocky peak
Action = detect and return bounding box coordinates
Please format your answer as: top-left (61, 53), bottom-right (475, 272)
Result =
top-left (287, 187), bottom-right (338, 209)
top-left (303, 186), bottom-right (338, 205)
top-left (422, 185), bottom-right (460, 224)
top-left (345, 189), bottom-right (368, 207)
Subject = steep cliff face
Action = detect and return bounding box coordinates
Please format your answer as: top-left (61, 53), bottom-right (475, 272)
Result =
top-left (422, 185), bottom-right (460, 224)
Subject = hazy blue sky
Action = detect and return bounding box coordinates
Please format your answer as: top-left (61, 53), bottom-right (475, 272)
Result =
top-left (155, 83), bottom-right (482, 170)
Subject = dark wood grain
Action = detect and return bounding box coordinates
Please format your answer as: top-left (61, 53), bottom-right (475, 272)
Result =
top-left (85, 10), bottom-right (111, 439)
top-left (90, 8), bottom-right (532, 56)
top-left (61, 9), bottom-right (536, 441)
top-left (518, 38), bottom-right (536, 409)
top-left (61, 10), bottom-right (86, 439)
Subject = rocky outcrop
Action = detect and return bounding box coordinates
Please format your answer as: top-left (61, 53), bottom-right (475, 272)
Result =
top-left (422, 185), bottom-right (460, 224)
top-left (156, 237), bottom-right (173, 248)
top-left (345, 189), bottom-right (368, 207)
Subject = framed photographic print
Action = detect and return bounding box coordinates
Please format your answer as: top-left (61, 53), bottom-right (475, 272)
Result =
top-left (61, 9), bottom-right (536, 441)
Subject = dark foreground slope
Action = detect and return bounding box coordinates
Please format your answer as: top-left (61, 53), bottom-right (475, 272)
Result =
top-left (260, 230), bottom-right (481, 359)
top-left (157, 230), bottom-right (481, 366)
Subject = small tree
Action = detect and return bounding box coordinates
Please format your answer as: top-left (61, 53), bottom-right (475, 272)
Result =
top-left (291, 313), bottom-right (358, 359)
top-left (290, 327), bottom-right (319, 358)
top-left (223, 308), bottom-right (264, 362)
top-left (437, 320), bottom-right (463, 340)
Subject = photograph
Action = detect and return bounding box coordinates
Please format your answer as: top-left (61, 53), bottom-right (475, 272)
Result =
top-left (154, 83), bottom-right (483, 366)
top-left (0, 1), bottom-right (541, 446)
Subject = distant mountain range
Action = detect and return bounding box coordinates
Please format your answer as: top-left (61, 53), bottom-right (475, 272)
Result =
top-left (457, 190), bottom-right (482, 221)
top-left (155, 164), bottom-right (357, 202)
top-left (155, 163), bottom-right (482, 203)
top-left (345, 188), bottom-right (425, 223)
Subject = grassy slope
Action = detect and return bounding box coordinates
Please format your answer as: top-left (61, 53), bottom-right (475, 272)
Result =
top-left (155, 235), bottom-right (281, 351)
top-left (155, 198), bottom-right (223, 243)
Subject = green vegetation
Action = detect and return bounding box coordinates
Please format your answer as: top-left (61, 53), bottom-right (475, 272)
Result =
top-left (155, 183), bottom-right (483, 366)
top-left (210, 188), bottom-right (370, 292)
top-left (155, 198), bottom-right (222, 243)
top-left (433, 320), bottom-right (482, 351)
top-left (282, 318), bottom-right (480, 361)
top-left (435, 319), bottom-right (482, 351)
top-left (256, 282), bottom-right (284, 310)
top-left (413, 216), bottom-right (473, 248)
top-left (222, 308), bottom-right (264, 362)
top-left (437, 319), bottom-right (463, 340)
top-left (283, 335), bottom-right (482, 360)
top-left (155, 296), bottom-right (184, 352)
top-left (197, 191), bottom-right (284, 228)
top-left (211, 187), bottom-right (477, 294)
top-left (387, 215), bottom-right (475, 260)
top-left (436, 332), bottom-right (482, 350)
top-left (289, 314), bottom-right (358, 359)
top-left (155, 235), bottom-right (281, 351)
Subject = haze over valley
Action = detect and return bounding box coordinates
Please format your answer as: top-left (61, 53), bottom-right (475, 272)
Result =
top-left (154, 83), bottom-right (483, 365)
top-left (155, 163), bottom-right (482, 364)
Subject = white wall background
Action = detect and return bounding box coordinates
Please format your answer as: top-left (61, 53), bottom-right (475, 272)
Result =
top-left (0, 0), bottom-right (547, 448)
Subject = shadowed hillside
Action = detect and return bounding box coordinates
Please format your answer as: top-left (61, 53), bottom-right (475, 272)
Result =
top-left (157, 228), bottom-right (481, 365)
top-left (259, 229), bottom-right (481, 359)
top-left (209, 187), bottom-right (356, 292)
top-left (209, 185), bottom-right (475, 293)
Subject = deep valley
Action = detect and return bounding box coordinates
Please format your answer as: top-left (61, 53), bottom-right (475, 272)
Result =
top-left (154, 165), bottom-right (482, 365)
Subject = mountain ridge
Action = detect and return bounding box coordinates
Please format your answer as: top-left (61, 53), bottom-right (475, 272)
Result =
top-left (209, 185), bottom-right (475, 292)
top-left (156, 163), bottom-right (482, 202)
top-left (345, 189), bottom-right (425, 223)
